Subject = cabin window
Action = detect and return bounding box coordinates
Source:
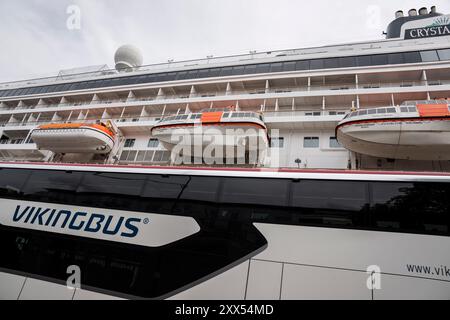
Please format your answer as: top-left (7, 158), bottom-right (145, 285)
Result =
top-left (403, 51), bottom-right (422, 63)
top-left (376, 108), bottom-right (386, 114)
top-left (420, 50), bottom-right (439, 62)
top-left (175, 71), bottom-right (188, 80)
top-left (356, 55), bottom-right (371, 67)
top-left (371, 54), bottom-right (389, 65)
top-left (310, 59), bottom-right (324, 70)
top-left (147, 139), bottom-right (159, 148)
top-left (338, 56), bottom-right (356, 68)
top-left (303, 137), bottom-right (319, 148)
top-left (270, 137), bottom-right (284, 148)
top-left (255, 63), bottom-right (271, 74)
top-left (232, 66), bottom-right (245, 75)
top-left (208, 68), bottom-right (222, 77)
top-left (187, 70), bottom-right (198, 78)
top-left (197, 69), bottom-right (210, 79)
top-left (329, 137), bottom-right (342, 148)
top-left (270, 63), bottom-right (283, 72)
top-left (219, 67), bottom-right (233, 76)
top-left (295, 60), bottom-right (310, 70)
top-left (368, 109), bottom-right (377, 114)
top-left (388, 53), bottom-right (404, 64)
top-left (124, 139), bottom-right (135, 148)
top-left (323, 58), bottom-right (339, 69)
top-left (244, 65), bottom-right (257, 74)
top-left (438, 49), bottom-right (450, 61)
top-left (282, 61), bottom-right (296, 72)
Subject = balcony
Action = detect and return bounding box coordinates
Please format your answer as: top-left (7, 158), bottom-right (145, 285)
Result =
top-left (2, 79), bottom-right (450, 115)
top-left (264, 110), bottom-right (346, 129)
top-left (0, 141), bottom-right (47, 160)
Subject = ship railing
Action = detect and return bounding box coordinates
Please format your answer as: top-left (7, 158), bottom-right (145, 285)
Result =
top-left (1, 109), bottom-right (350, 128)
top-left (263, 110), bottom-right (347, 118)
top-left (0, 116), bottom-right (167, 128)
top-left (4, 79), bottom-right (450, 111)
top-left (0, 139), bottom-right (33, 146)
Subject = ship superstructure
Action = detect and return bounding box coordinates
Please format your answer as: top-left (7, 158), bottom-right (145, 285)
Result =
top-left (1, 6), bottom-right (450, 171)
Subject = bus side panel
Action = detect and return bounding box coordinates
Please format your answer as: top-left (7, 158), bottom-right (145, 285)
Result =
top-left (250, 223), bottom-right (450, 299)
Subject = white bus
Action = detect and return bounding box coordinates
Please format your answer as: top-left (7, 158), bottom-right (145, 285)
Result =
top-left (0, 163), bottom-right (449, 300)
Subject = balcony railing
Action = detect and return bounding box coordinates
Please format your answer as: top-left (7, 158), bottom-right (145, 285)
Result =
top-left (2, 79), bottom-right (450, 113)
top-left (0, 108), bottom-right (351, 130)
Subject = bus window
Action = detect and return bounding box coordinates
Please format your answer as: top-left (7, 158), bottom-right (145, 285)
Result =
top-left (0, 168), bottom-right (31, 197)
top-left (370, 182), bottom-right (450, 236)
top-left (76, 172), bottom-right (147, 210)
top-left (218, 177), bottom-right (291, 225)
top-left (141, 174), bottom-right (189, 213)
top-left (179, 176), bottom-right (221, 203)
top-left (220, 177), bottom-right (289, 207)
top-left (290, 180), bottom-right (369, 228)
top-left (22, 169), bottom-right (83, 203)
top-left (172, 176), bottom-right (221, 222)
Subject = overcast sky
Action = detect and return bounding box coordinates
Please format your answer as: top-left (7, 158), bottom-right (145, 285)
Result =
top-left (0, 0), bottom-right (449, 82)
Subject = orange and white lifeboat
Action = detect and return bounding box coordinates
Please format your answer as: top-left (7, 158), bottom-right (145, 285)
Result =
top-left (31, 121), bottom-right (116, 154)
top-left (336, 99), bottom-right (450, 160)
top-left (151, 107), bottom-right (269, 156)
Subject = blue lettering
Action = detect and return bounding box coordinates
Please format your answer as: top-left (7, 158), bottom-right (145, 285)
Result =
top-left (11, 204), bottom-right (143, 240)
top-left (13, 205), bottom-right (30, 222)
top-left (45, 209), bottom-right (57, 226)
top-left (69, 212), bottom-right (87, 230)
top-left (24, 207), bottom-right (35, 223)
top-left (84, 214), bottom-right (105, 232)
top-left (30, 208), bottom-right (50, 225)
top-left (121, 218), bottom-right (141, 238)
top-left (51, 210), bottom-right (72, 228)
top-left (102, 216), bottom-right (124, 235)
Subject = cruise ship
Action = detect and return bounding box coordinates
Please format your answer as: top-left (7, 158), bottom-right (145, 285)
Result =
top-left (0, 6), bottom-right (449, 300)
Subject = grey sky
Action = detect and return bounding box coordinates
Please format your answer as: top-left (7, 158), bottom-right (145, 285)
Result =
top-left (0, 0), bottom-right (449, 82)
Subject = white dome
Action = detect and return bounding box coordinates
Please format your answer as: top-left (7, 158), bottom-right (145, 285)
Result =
top-left (114, 45), bottom-right (143, 72)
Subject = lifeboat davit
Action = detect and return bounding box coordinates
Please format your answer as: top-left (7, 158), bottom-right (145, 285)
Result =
top-left (336, 99), bottom-right (450, 160)
top-left (31, 121), bottom-right (116, 154)
top-left (151, 107), bottom-right (269, 158)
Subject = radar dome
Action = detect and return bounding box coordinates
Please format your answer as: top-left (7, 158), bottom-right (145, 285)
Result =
top-left (114, 45), bottom-right (143, 72)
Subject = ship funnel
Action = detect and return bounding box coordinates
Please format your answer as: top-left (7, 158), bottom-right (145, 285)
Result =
top-left (419, 7), bottom-right (428, 15)
top-left (408, 8), bottom-right (417, 16)
top-left (395, 10), bottom-right (404, 18)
